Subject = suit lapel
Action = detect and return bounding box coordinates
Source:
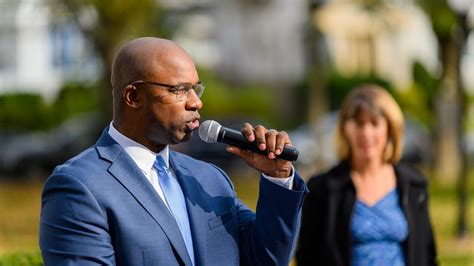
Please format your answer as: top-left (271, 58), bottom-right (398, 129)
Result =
top-left (95, 131), bottom-right (193, 265)
top-left (170, 152), bottom-right (207, 266)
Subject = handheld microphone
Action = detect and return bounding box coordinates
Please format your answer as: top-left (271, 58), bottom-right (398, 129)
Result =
top-left (198, 120), bottom-right (299, 161)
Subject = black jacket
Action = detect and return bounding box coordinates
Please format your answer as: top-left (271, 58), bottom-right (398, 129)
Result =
top-left (296, 161), bottom-right (437, 266)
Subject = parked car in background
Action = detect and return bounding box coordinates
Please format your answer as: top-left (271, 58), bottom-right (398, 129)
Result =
top-left (4, 111), bottom-right (459, 181)
top-left (0, 113), bottom-right (103, 179)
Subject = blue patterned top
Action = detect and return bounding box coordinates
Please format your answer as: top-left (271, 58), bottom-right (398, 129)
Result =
top-left (351, 189), bottom-right (408, 266)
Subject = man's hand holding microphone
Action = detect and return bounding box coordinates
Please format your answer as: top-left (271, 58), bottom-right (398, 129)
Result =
top-left (199, 120), bottom-right (299, 178)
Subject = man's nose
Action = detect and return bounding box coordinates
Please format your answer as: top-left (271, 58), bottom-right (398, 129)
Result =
top-left (186, 89), bottom-right (203, 110)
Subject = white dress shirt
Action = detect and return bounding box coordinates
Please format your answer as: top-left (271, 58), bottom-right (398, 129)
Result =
top-left (108, 122), bottom-right (294, 205)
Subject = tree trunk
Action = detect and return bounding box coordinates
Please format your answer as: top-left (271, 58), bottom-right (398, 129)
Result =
top-left (306, 25), bottom-right (329, 127)
top-left (433, 35), bottom-right (463, 184)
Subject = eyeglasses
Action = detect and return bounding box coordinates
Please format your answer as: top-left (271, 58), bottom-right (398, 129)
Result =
top-left (129, 80), bottom-right (205, 103)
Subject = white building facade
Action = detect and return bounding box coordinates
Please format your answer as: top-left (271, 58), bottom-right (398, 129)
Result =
top-left (0, 0), bottom-right (99, 100)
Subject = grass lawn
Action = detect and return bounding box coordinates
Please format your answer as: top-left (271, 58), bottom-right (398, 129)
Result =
top-left (428, 180), bottom-right (474, 266)
top-left (0, 171), bottom-right (472, 265)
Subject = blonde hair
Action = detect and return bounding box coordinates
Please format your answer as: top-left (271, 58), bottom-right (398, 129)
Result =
top-left (335, 84), bottom-right (404, 164)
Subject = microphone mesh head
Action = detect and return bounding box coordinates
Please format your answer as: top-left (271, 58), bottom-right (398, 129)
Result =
top-left (198, 120), bottom-right (221, 143)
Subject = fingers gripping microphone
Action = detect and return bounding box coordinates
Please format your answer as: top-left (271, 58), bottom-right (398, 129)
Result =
top-left (199, 120), bottom-right (299, 161)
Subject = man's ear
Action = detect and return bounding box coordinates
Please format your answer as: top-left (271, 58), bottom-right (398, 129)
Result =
top-left (123, 85), bottom-right (141, 109)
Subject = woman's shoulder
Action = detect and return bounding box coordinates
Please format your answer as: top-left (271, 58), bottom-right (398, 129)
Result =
top-left (307, 172), bottom-right (329, 191)
top-left (394, 162), bottom-right (429, 187)
top-left (307, 161), bottom-right (351, 191)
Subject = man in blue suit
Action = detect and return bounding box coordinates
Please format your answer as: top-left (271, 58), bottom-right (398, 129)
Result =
top-left (39, 37), bottom-right (307, 265)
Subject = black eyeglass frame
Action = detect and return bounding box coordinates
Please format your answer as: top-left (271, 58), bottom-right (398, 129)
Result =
top-left (128, 80), bottom-right (205, 101)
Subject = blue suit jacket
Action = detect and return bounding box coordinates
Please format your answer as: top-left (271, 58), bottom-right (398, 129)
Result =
top-left (39, 129), bottom-right (307, 265)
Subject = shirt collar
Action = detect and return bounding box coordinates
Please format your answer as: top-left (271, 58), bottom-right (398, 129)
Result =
top-left (108, 122), bottom-right (169, 173)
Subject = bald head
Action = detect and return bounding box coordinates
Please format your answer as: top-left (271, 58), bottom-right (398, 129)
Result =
top-left (111, 37), bottom-right (196, 116)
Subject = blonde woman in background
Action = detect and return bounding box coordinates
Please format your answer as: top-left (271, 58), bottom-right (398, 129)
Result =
top-left (296, 84), bottom-right (437, 266)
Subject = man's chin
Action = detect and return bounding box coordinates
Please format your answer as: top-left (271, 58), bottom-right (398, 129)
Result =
top-left (182, 131), bottom-right (193, 142)
top-left (171, 131), bottom-right (193, 144)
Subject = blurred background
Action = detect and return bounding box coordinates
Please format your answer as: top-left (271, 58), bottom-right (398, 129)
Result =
top-left (0, 0), bottom-right (473, 264)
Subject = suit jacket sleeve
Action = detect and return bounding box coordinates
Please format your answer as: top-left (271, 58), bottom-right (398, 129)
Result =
top-left (39, 173), bottom-right (115, 265)
top-left (233, 170), bottom-right (308, 266)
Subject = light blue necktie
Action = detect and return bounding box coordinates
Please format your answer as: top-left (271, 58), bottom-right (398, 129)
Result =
top-left (154, 156), bottom-right (195, 265)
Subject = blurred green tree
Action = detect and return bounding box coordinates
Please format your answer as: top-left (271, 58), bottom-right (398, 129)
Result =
top-left (0, 83), bottom-right (100, 131)
top-left (197, 68), bottom-right (275, 126)
top-left (49, 0), bottom-right (168, 121)
top-left (52, 82), bottom-right (100, 122)
top-left (0, 94), bottom-right (51, 131)
top-left (417, 0), bottom-right (471, 238)
top-left (417, 0), bottom-right (469, 184)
